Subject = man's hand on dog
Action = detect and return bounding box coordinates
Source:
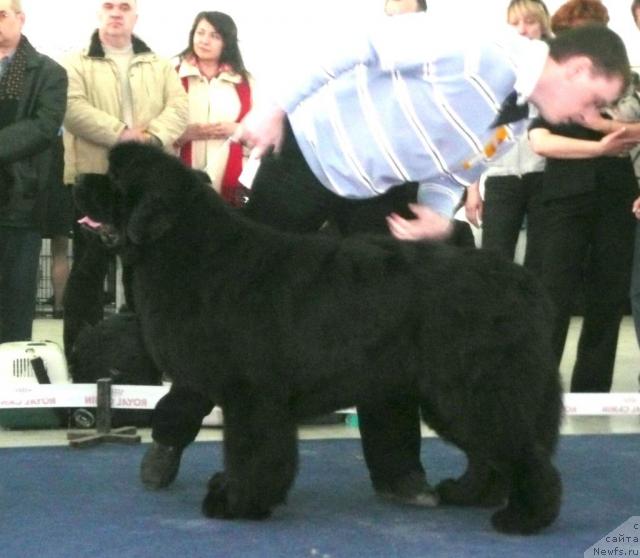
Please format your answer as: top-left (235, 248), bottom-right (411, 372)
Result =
top-left (386, 204), bottom-right (453, 241)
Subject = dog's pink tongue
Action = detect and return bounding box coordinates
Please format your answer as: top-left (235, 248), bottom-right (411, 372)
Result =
top-left (77, 215), bottom-right (103, 230)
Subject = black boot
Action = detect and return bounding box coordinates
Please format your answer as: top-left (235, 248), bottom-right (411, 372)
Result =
top-left (140, 442), bottom-right (184, 489)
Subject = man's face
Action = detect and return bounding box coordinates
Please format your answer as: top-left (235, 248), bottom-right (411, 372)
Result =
top-left (536, 58), bottom-right (625, 124)
top-left (0, 1), bottom-right (24, 52)
top-left (384, 0), bottom-right (422, 16)
top-left (97, 1), bottom-right (137, 44)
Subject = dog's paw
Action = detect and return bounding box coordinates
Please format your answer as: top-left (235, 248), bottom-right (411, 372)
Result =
top-left (202, 472), bottom-right (232, 518)
top-left (436, 477), bottom-right (506, 508)
top-left (491, 507), bottom-right (545, 535)
top-left (201, 472), bottom-right (272, 520)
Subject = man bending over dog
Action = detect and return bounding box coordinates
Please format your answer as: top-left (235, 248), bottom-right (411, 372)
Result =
top-left (142, 16), bottom-right (635, 506)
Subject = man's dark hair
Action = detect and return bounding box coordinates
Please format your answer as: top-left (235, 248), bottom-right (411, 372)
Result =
top-left (418, 0), bottom-right (427, 10)
top-left (548, 24), bottom-right (631, 90)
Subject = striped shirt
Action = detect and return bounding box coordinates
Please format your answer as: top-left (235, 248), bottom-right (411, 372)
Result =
top-left (279, 15), bottom-right (548, 217)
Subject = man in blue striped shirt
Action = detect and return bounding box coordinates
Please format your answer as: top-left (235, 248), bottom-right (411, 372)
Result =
top-left (243, 20), bottom-right (633, 238)
top-left (236, 20), bottom-right (634, 506)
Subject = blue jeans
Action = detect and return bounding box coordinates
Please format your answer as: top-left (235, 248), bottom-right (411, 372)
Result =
top-left (0, 227), bottom-right (42, 343)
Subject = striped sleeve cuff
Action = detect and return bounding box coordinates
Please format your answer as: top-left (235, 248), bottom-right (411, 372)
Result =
top-left (417, 181), bottom-right (466, 218)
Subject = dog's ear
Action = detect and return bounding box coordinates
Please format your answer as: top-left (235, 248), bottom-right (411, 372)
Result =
top-left (126, 193), bottom-right (177, 244)
top-left (107, 143), bottom-right (196, 245)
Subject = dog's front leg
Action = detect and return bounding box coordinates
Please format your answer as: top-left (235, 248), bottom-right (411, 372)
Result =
top-left (202, 393), bottom-right (298, 520)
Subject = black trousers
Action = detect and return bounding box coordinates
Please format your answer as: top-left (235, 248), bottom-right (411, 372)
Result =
top-left (482, 172), bottom-right (544, 272)
top-left (539, 160), bottom-right (636, 392)
top-left (151, 121), bottom-right (471, 488)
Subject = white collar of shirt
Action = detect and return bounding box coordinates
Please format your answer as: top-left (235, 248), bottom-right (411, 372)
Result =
top-left (513, 37), bottom-right (549, 104)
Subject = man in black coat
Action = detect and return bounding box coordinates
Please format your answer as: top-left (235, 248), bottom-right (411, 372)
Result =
top-left (0, 0), bottom-right (68, 343)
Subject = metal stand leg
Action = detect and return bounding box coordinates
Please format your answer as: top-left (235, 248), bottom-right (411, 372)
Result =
top-left (68, 378), bottom-right (141, 448)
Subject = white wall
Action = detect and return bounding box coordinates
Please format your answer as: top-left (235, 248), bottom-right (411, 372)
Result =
top-left (20, 0), bottom-right (640, 85)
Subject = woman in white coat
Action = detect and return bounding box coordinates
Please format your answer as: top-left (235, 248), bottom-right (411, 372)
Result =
top-left (175, 11), bottom-right (254, 207)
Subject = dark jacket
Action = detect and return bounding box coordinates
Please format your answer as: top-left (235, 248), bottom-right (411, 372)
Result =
top-left (528, 117), bottom-right (637, 203)
top-left (0, 35), bottom-right (68, 230)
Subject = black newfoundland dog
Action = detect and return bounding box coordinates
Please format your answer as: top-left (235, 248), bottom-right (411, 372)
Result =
top-left (74, 143), bottom-right (562, 534)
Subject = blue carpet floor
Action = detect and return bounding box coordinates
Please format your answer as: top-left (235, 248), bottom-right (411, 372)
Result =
top-left (0, 434), bottom-right (637, 557)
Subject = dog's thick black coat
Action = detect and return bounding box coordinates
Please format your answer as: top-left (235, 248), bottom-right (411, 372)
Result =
top-left (75, 143), bottom-right (563, 534)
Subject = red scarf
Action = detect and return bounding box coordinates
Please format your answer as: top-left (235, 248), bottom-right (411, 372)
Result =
top-left (178, 70), bottom-right (252, 206)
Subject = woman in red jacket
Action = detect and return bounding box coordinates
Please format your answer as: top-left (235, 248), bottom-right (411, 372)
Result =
top-left (174, 11), bottom-right (254, 207)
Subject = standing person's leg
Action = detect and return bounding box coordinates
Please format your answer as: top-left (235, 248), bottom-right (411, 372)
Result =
top-left (50, 235), bottom-right (70, 318)
top-left (571, 176), bottom-right (636, 392)
top-left (630, 222), bottom-right (640, 348)
top-left (357, 215), bottom-right (473, 505)
top-left (481, 175), bottom-right (527, 260)
top-left (357, 393), bottom-right (433, 503)
top-left (332, 181), bottom-right (435, 504)
top-left (521, 172), bottom-right (545, 274)
top-left (0, 228), bottom-right (42, 343)
top-left (249, 130), bottom-right (438, 502)
top-left (62, 229), bottom-right (110, 358)
top-left (46, 164), bottom-right (74, 319)
top-left (538, 195), bottom-right (591, 368)
top-left (450, 219), bottom-right (476, 248)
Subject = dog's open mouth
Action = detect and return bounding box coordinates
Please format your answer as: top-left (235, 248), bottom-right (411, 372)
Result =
top-left (78, 216), bottom-right (122, 247)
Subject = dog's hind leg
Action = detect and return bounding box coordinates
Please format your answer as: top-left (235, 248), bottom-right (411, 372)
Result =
top-left (436, 454), bottom-right (508, 508)
top-left (202, 394), bottom-right (298, 520)
top-left (490, 445), bottom-right (562, 535)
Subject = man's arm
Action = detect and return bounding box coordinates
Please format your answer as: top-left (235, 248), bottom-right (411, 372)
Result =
top-left (144, 60), bottom-right (189, 147)
top-left (278, 18), bottom-right (534, 113)
top-left (0, 60), bottom-right (67, 163)
top-left (528, 127), bottom-right (638, 158)
top-left (277, 13), bottom-right (443, 112)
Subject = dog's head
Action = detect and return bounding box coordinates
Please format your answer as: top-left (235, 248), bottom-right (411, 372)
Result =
top-left (74, 142), bottom-right (208, 247)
